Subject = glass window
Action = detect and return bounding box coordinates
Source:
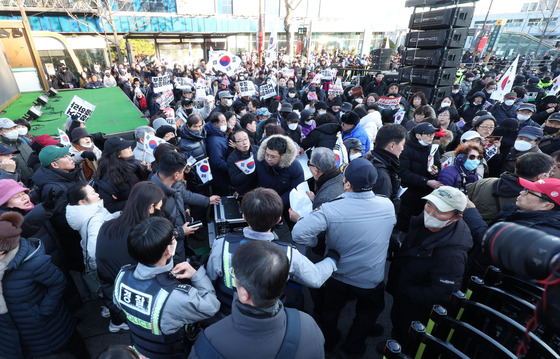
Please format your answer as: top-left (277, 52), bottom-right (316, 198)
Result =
top-left (217, 0), bottom-right (233, 14)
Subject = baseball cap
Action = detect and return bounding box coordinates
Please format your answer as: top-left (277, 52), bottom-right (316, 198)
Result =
top-left (0, 118), bottom-right (16, 129)
top-left (0, 144), bottom-right (18, 155)
top-left (103, 137), bottom-right (134, 156)
top-left (182, 86), bottom-right (193, 94)
top-left (341, 158), bottom-right (377, 192)
top-left (529, 76), bottom-right (540, 84)
top-left (31, 134), bottom-right (59, 148)
top-left (548, 113), bottom-right (560, 122)
top-left (415, 122), bottom-right (436, 134)
top-left (518, 126), bottom-right (543, 140)
top-left (518, 177), bottom-right (560, 206)
top-left (422, 186), bottom-right (467, 212)
top-left (518, 103), bottom-right (536, 113)
top-left (218, 91), bottom-right (234, 99)
top-left (340, 102), bottom-right (353, 112)
top-left (39, 145), bottom-right (70, 167)
top-left (280, 102), bottom-right (293, 113)
top-left (461, 131), bottom-right (484, 142)
top-left (343, 138), bottom-right (364, 151)
top-left (504, 92), bottom-right (517, 100)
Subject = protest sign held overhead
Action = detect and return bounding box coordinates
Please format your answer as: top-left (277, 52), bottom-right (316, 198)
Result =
top-left (152, 75), bottom-right (173, 93)
top-left (260, 83), bottom-right (276, 100)
top-left (65, 96), bottom-right (96, 122)
top-left (238, 81), bottom-right (256, 97)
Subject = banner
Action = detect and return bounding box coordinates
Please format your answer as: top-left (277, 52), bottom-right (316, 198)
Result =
top-left (260, 83), bottom-right (276, 100)
top-left (195, 158), bottom-right (213, 183)
top-left (490, 55), bottom-right (519, 101)
top-left (144, 132), bottom-right (166, 156)
top-left (319, 69), bottom-right (336, 81)
top-left (238, 81), bottom-right (256, 97)
top-left (265, 25), bottom-right (278, 65)
top-left (234, 153), bottom-right (256, 174)
top-left (58, 128), bottom-right (70, 146)
top-left (174, 77), bottom-right (192, 89)
top-left (152, 75), bottom-right (173, 93)
top-left (376, 96), bottom-right (402, 110)
top-left (281, 68), bottom-right (295, 78)
top-left (65, 95), bottom-right (96, 122)
top-left (211, 51), bottom-right (241, 76)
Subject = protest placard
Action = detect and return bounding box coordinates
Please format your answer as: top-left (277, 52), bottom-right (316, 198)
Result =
top-left (175, 77), bottom-right (191, 89)
top-left (154, 90), bottom-right (174, 107)
top-left (64, 95), bottom-right (96, 122)
top-left (152, 75), bottom-right (173, 93)
top-left (239, 81), bottom-right (256, 97)
top-left (281, 68), bottom-right (295, 78)
top-left (260, 83), bottom-right (276, 100)
top-left (376, 96), bottom-right (402, 110)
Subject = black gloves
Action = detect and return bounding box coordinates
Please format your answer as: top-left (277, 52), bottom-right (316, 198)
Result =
top-left (81, 151), bottom-right (97, 161)
top-left (326, 248), bottom-right (340, 264)
top-left (43, 188), bottom-right (61, 211)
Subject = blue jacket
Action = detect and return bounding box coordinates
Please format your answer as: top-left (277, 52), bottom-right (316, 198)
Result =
top-left (437, 155), bottom-right (479, 190)
top-left (342, 123), bottom-right (370, 154)
top-left (256, 135), bottom-right (304, 206)
top-left (0, 237), bottom-right (74, 359)
top-left (491, 102), bottom-right (518, 124)
top-left (204, 122), bottom-right (230, 188)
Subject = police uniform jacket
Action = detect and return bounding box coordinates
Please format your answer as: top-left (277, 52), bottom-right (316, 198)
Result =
top-left (292, 191), bottom-right (396, 289)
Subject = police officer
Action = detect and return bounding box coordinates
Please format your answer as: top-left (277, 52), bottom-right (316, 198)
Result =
top-left (205, 187), bottom-right (339, 315)
top-left (113, 217), bottom-right (220, 358)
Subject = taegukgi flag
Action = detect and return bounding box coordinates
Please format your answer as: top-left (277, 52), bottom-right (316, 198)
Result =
top-left (234, 153), bottom-right (256, 174)
top-left (144, 132), bottom-right (166, 155)
top-left (195, 158), bottom-right (213, 183)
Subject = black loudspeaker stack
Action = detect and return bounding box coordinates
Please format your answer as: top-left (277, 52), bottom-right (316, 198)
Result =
top-left (399, 0), bottom-right (476, 104)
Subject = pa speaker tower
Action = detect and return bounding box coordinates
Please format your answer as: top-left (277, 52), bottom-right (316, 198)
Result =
top-left (399, 3), bottom-right (475, 104)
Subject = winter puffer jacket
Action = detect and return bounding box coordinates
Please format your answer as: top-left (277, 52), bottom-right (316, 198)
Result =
top-left (0, 237), bottom-right (75, 359)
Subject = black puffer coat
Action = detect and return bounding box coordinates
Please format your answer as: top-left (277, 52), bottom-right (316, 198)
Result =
top-left (301, 123), bottom-right (341, 150)
top-left (0, 237), bottom-right (75, 359)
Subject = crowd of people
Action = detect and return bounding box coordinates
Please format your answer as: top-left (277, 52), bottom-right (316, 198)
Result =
top-left (1, 49), bottom-right (560, 359)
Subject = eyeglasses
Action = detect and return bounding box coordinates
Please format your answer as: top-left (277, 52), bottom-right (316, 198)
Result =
top-left (307, 161), bottom-right (316, 168)
top-left (468, 154), bottom-right (484, 160)
top-left (235, 138), bottom-right (250, 144)
top-left (520, 188), bottom-right (557, 204)
top-left (478, 125), bottom-right (495, 130)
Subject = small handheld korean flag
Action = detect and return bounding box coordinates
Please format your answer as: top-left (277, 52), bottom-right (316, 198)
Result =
top-left (144, 132), bottom-right (165, 156)
top-left (58, 128), bottom-right (70, 146)
top-left (195, 158), bottom-right (213, 183)
top-left (234, 153), bottom-right (256, 174)
top-left (333, 132), bottom-right (348, 168)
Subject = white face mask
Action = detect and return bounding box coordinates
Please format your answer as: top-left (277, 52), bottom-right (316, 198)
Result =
top-left (504, 99), bottom-right (515, 106)
top-left (288, 93), bottom-right (296, 98)
top-left (17, 127), bottom-right (28, 136)
top-left (349, 153), bottom-right (361, 161)
top-left (355, 98), bottom-right (363, 104)
top-left (288, 123), bottom-right (298, 130)
top-left (318, 110), bottom-right (327, 115)
top-left (424, 211), bottom-right (452, 229)
top-left (220, 124), bottom-right (228, 132)
top-left (517, 114), bottom-right (531, 122)
top-left (451, 90), bottom-right (459, 94)
top-left (418, 139), bottom-right (430, 147)
top-left (305, 120), bottom-right (314, 125)
top-left (440, 102), bottom-right (450, 108)
top-left (170, 240), bottom-right (176, 257)
top-left (514, 140), bottom-right (533, 152)
top-left (225, 99), bottom-right (233, 107)
top-left (487, 89), bottom-right (495, 94)
top-left (4, 130), bottom-right (18, 140)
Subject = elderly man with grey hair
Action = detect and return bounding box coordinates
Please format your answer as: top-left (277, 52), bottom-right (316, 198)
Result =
top-left (133, 125), bottom-right (156, 163)
top-left (306, 147), bottom-right (345, 210)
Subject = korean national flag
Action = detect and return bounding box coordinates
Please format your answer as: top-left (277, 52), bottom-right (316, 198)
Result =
top-left (144, 132), bottom-right (166, 155)
top-left (195, 158), bottom-right (213, 183)
top-left (234, 153), bottom-right (256, 175)
top-left (58, 128), bottom-right (70, 146)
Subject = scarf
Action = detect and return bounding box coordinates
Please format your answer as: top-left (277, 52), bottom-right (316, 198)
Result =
top-left (373, 147), bottom-right (400, 172)
top-left (315, 167), bottom-right (341, 193)
top-left (74, 144), bottom-right (97, 181)
top-left (0, 245), bottom-right (19, 314)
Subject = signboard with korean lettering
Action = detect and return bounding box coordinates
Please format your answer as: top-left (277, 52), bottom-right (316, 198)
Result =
top-left (65, 95), bottom-right (96, 122)
top-left (259, 83), bottom-right (276, 100)
top-left (152, 75), bottom-right (173, 93)
top-left (239, 81), bottom-right (256, 97)
top-left (376, 96), bottom-right (402, 110)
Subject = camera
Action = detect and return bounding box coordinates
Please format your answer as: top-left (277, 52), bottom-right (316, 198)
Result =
top-left (482, 222), bottom-right (560, 280)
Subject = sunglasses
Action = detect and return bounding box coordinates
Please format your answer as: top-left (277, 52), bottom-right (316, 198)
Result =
top-left (468, 154), bottom-right (484, 160)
